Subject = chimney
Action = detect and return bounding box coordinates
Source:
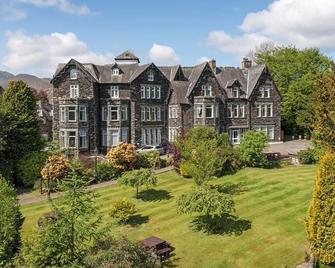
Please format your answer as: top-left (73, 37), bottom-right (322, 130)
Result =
top-left (209, 59), bottom-right (216, 71)
top-left (241, 57), bottom-right (252, 69)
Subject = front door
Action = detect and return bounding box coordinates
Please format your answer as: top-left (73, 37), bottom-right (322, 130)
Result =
top-left (231, 129), bottom-right (240, 144)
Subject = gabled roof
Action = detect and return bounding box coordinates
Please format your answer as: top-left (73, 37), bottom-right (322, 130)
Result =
top-left (169, 80), bottom-right (191, 105)
top-left (246, 64), bottom-right (266, 97)
top-left (51, 58), bottom-right (98, 83)
top-left (115, 50), bottom-right (140, 63)
top-left (158, 65), bottom-right (186, 81)
top-left (185, 62), bottom-right (208, 98)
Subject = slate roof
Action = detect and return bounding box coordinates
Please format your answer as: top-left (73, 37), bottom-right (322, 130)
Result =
top-left (115, 50), bottom-right (140, 62)
top-left (52, 55), bottom-right (266, 103)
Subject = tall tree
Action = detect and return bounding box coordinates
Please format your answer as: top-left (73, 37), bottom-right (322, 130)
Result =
top-left (313, 67), bottom-right (335, 150)
top-left (0, 177), bottom-right (23, 266)
top-left (307, 151), bottom-right (335, 265)
top-left (254, 45), bottom-right (332, 136)
top-left (0, 81), bottom-right (43, 183)
top-left (23, 163), bottom-right (104, 267)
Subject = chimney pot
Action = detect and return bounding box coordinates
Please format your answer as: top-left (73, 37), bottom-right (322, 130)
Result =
top-left (209, 59), bottom-right (216, 71)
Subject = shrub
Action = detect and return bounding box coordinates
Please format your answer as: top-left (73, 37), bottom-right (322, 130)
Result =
top-left (17, 151), bottom-right (48, 188)
top-left (135, 151), bottom-right (160, 169)
top-left (0, 177), bottom-right (23, 266)
top-left (41, 154), bottom-right (70, 195)
top-left (94, 161), bottom-right (120, 183)
top-left (110, 198), bottom-right (136, 224)
top-left (307, 151), bottom-right (335, 265)
top-left (179, 160), bottom-right (192, 178)
top-left (106, 143), bottom-right (137, 172)
top-left (84, 236), bottom-right (158, 268)
top-left (239, 131), bottom-right (268, 167)
top-left (298, 148), bottom-right (317, 164)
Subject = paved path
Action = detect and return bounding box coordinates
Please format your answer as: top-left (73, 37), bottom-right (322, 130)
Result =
top-left (264, 140), bottom-right (312, 156)
top-left (19, 166), bottom-right (174, 206)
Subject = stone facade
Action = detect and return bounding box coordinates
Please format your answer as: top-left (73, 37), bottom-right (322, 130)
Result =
top-left (51, 52), bottom-right (282, 154)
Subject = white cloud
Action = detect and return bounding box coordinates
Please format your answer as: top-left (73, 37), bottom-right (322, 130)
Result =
top-left (148, 43), bottom-right (180, 65)
top-left (2, 31), bottom-right (114, 77)
top-left (19, 0), bottom-right (92, 15)
top-left (196, 56), bottom-right (211, 64)
top-left (0, 2), bottom-right (26, 20)
top-left (209, 0), bottom-right (335, 58)
top-left (0, 0), bottom-right (93, 20)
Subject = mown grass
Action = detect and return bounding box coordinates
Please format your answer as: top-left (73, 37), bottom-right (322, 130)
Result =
top-left (21, 165), bottom-right (316, 268)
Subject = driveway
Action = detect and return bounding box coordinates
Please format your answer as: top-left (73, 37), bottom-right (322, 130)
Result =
top-left (264, 140), bottom-right (312, 156)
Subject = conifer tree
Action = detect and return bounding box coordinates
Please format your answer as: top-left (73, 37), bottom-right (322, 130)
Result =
top-left (307, 151), bottom-right (335, 264)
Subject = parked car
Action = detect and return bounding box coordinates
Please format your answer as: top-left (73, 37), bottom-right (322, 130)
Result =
top-left (136, 145), bottom-right (165, 155)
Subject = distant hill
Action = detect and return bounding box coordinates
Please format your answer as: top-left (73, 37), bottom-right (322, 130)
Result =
top-left (0, 71), bottom-right (52, 92)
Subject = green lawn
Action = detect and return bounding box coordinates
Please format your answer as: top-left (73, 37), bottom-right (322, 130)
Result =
top-left (21, 165), bottom-right (316, 268)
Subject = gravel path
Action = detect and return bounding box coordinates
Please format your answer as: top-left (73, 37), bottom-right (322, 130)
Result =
top-left (19, 166), bottom-right (174, 206)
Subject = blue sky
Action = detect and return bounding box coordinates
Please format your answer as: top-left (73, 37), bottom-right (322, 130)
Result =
top-left (0, 0), bottom-right (334, 77)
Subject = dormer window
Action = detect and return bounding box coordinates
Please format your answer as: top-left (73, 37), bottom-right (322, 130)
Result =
top-left (112, 68), bottom-right (119, 76)
top-left (148, 70), bottom-right (154, 81)
top-left (70, 69), bottom-right (78, 80)
top-left (232, 86), bottom-right (239, 98)
top-left (201, 85), bottom-right (212, 97)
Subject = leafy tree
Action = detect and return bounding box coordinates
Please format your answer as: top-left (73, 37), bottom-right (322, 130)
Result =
top-left (253, 46), bottom-right (332, 136)
top-left (106, 143), bottom-right (137, 172)
top-left (176, 127), bottom-right (241, 184)
top-left (0, 81), bottom-right (43, 163)
top-left (41, 154), bottom-right (70, 196)
top-left (307, 151), bottom-right (335, 265)
top-left (177, 184), bottom-right (235, 218)
top-left (23, 164), bottom-right (104, 267)
top-left (313, 68), bottom-right (335, 151)
top-left (110, 198), bottom-right (136, 224)
top-left (119, 168), bottom-right (157, 197)
top-left (94, 161), bottom-right (120, 183)
top-left (0, 177), bottom-right (23, 266)
top-left (17, 151), bottom-right (48, 188)
top-left (239, 131), bottom-right (268, 167)
top-left (84, 236), bottom-right (158, 268)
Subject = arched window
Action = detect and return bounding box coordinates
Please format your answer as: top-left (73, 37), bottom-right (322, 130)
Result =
top-left (70, 69), bottom-right (78, 80)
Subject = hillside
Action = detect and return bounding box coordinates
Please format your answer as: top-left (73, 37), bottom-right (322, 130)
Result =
top-left (0, 71), bottom-right (52, 92)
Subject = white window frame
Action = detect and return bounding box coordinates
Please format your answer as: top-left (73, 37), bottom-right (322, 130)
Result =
top-left (232, 86), bottom-right (239, 98)
top-left (205, 104), bottom-right (214, 118)
top-left (79, 105), bottom-right (87, 122)
top-left (202, 85), bottom-right (212, 97)
top-left (156, 86), bottom-right (161, 99)
top-left (260, 87), bottom-right (271, 98)
top-left (257, 103), bottom-right (273, 117)
top-left (109, 106), bottom-right (119, 121)
top-left (148, 70), bottom-right (154, 81)
top-left (70, 84), bottom-right (79, 98)
top-left (121, 128), bottom-right (128, 143)
top-left (255, 125), bottom-right (274, 140)
top-left (70, 69), bottom-right (78, 80)
top-left (169, 127), bottom-right (178, 142)
top-left (112, 68), bottom-right (119, 75)
top-left (67, 106), bottom-right (77, 122)
top-left (60, 107), bottom-right (66, 122)
top-left (195, 104), bottom-right (203, 118)
top-left (141, 85), bottom-right (145, 99)
top-left (109, 128), bottom-right (120, 147)
top-left (79, 130), bottom-right (88, 148)
top-left (169, 106), bottom-right (178, 119)
top-left (59, 130), bottom-right (65, 148)
top-left (101, 106), bottom-right (108, 121)
top-left (141, 128), bottom-right (161, 145)
top-left (121, 105), bottom-right (128, 121)
top-left (110, 85), bottom-right (119, 99)
top-left (67, 130), bottom-right (77, 148)
top-left (102, 129), bottom-right (107, 147)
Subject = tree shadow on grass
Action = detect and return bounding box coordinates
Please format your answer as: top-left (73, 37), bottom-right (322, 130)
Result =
top-left (127, 214), bottom-right (149, 227)
top-left (137, 189), bottom-right (172, 202)
top-left (191, 213), bottom-right (251, 236)
top-left (214, 182), bottom-right (248, 195)
top-left (162, 254), bottom-right (181, 268)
